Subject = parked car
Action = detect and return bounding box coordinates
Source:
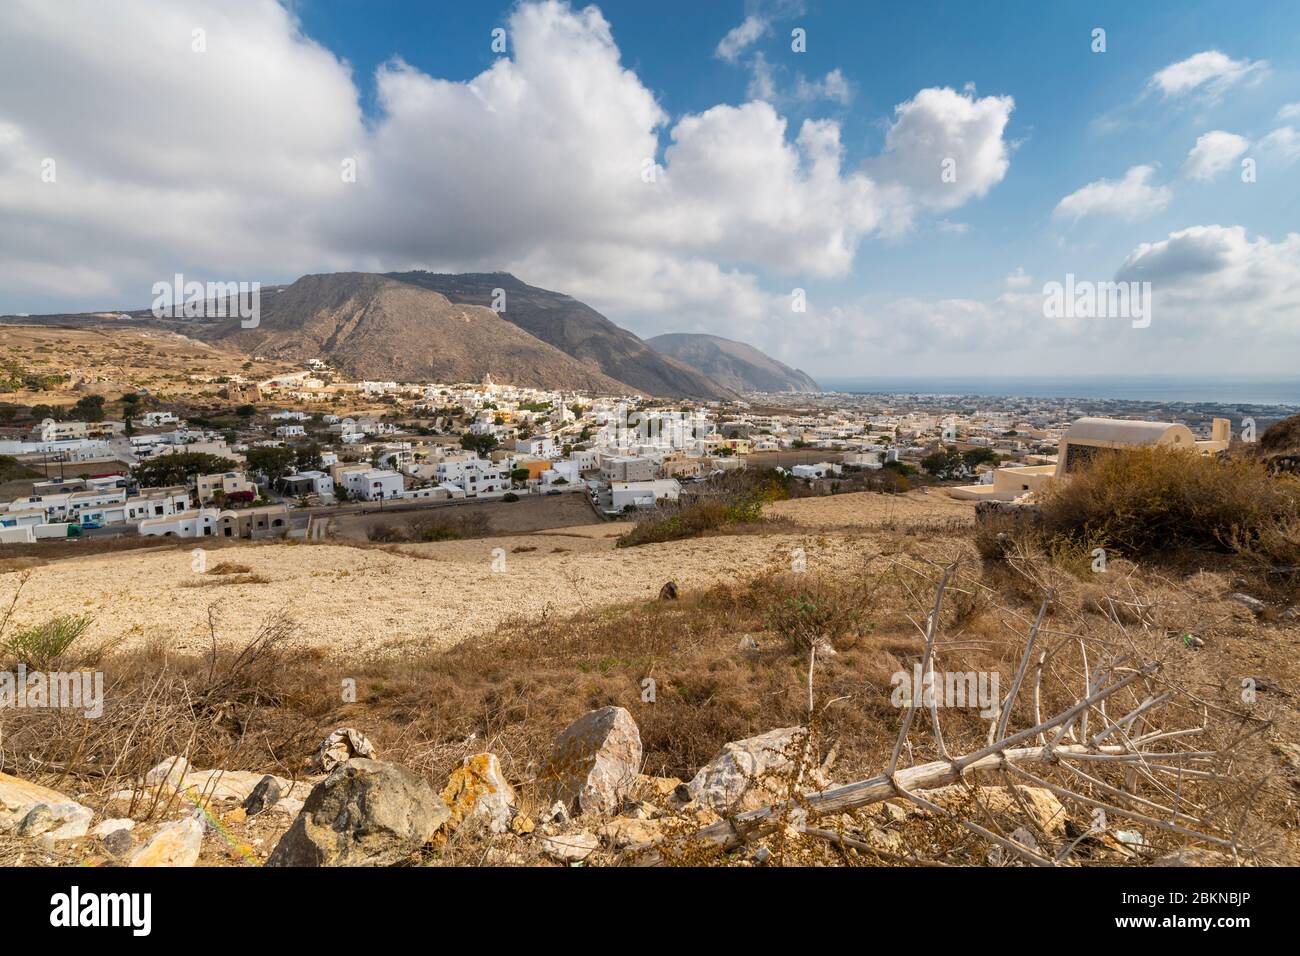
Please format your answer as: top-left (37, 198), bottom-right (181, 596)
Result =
top-left (79, 520), bottom-right (103, 530)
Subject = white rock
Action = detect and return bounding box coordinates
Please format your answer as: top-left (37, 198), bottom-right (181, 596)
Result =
top-left (92, 818), bottom-right (136, 839)
top-left (687, 726), bottom-right (812, 812)
top-left (129, 817), bottom-right (204, 867)
top-left (542, 706), bottom-right (642, 816)
top-left (540, 830), bottom-right (599, 862)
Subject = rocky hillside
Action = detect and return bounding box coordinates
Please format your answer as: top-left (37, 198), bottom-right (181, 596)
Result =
top-left (385, 272), bottom-right (738, 401)
top-left (647, 332), bottom-right (819, 394)
top-left (199, 273), bottom-right (636, 393)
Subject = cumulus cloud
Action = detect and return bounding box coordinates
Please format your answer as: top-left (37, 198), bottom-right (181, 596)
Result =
top-left (1278, 102), bottom-right (1300, 121)
top-left (1053, 165), bottom-right (1172, 223)
top-left (0, 0), bottom-right (1017, 341)
top-left (1182, 131), bottom-right (1250, 181)
top-left (1149, 50), bottom-right (1268, 101)
top-left (866, 86), bottom-right (1015, 222)
top-left (1115, 224), bottom-right (1300, 339)
top-left (1256, 127), bottom-right (1300, 165)
top-left (715, 15), bottom-right (769, 62)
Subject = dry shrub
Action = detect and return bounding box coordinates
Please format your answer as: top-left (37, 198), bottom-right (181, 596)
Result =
top-left (618, 469), bottom-right (793, 548)
top-left (1039, 446), bottom-right (1300, 563)
top-left (759, 572), bottom-right (879, 652)
top-left (366, 511), bottom-right (491, 543)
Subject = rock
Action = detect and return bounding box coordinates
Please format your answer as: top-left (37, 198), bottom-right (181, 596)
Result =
top-left (540, 830), bottom-right (599, 862)
top-left (542, 706), bottom-right (642, 816)
top-left (144, 756), bottom-right (191, 789)
top-left (597, 817), bottom-right (661, 849)
top-left (91, 818), bottom-right (136, 839)
top-left (917, 785), bottom-right (1069, 835)
top-left (129, 817), bottom-right (204, 867)
top-left (511, 813), bottom-right (535, 836)
top-left (1228, 592), bottom-right (1266, 614)
top-left (621, 799), bottom-right (659, 820)
top-left (0, 772), bottom-right (90, 835)
top-left (659, 581), bottom-right (678, 600)
top-left (312, 727), bottom-right (378, 774)
top-left (1153, 847), bottom-right (1233, 867)
top-left (636, 774), bottom-right (683, 801)
top-left (243, 775), bottom-right (283, 816)
top-left (540, 800), bottom-right (569, 826)
top-left (266, 759), bottom-right (449, 867)
top-left (16, 801), bottom-right (92, 841)
top-left (16, 805), bottom-right (55, 837)
top-left (441, 753), bottom-right (516, 834)
top-left (687, 726), bottom-right (813, 812)
top-left (101, 828), bottom-right (134, 857)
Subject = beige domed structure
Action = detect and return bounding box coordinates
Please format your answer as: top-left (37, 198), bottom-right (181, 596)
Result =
top-left (950, 417), bottom-right (1232, 502)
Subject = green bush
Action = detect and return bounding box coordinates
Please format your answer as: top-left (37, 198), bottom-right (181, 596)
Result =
top-left (1, 614), bottom-right (93, 669)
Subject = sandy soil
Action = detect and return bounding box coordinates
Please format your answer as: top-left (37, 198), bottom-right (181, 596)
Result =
top-left (769, 489), bottom-right (976, 528)
top-left (1, 491), bottom-right (970, 660)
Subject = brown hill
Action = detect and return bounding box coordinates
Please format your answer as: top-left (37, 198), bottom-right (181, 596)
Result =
top-left (385, 272), bottom-right (737, 401)
top-left (202, 273), bottom-right (637, 393)
top-left (646, 332), bottom-right (819, 394)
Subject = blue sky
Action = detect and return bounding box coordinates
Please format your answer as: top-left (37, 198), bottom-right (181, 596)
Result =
top-left (2, 0), bottom-right (1298, 380)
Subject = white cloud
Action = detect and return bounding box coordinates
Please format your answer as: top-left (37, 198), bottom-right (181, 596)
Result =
top-left (1004, 267), bottom-right (1032, 289)
top-left (1256, 127), bottom-right (1300, 164)
top-left (1116, 224), bottom-right (1300, 339)
top-left (1053, 165), bottom-right (1172, 223)
top-left (866, 86), bottom-right (1015, 223)
top-left (0, 0), bottom-right (1016, 337)
top-left (1149, 50), bottom-right (1268, 101)
top-left (715, 15), bottom-right (769, 63)
top-left (1182, 130), bottom-right (1250, 181)
top-left (1278, 102), bottom-right (1300, 121)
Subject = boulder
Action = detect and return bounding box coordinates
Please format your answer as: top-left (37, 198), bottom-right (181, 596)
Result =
top-left (916, 785), bottom-right (1069, 835)
top-left (0, 772), bottom-right (92, 839)
top-left (91, 818), bottom-right (136, 839)
top-left (539, 830), bottom-right (599, 862)
top-left (687, 726), bottom-right (812, 812)
top-left (542, 706), bottom-right (642, 816)
top-left (101, 828), bottom-right (134, 858)
top-left (129, 817), bottom-right (204, 867)
top-left (312, 727), bottom-right (378, 774)
top-left (440, 753), bottom-right (516, 834)
top-left (144, 756), bottom-right (190, 789)
top-left (243, 775), bottom-right (283, 816)
top-left (266, 759), bottom-right (449, 867)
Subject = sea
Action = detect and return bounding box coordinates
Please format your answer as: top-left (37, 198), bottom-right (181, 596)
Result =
top-left (816, 377), bottom-right (1300, 407)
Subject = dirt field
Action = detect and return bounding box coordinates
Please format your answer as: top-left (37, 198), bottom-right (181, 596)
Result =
top-left (0, 490), bottom-right (967, 659)
top-left (324, 491), bottom-right (598, 540)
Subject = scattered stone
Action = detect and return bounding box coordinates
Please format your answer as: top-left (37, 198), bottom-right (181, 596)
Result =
top-left (16, 801), bottom-right (92, 841)
top-left (144, 756), bottom-right (190, 789)
top-left (511, 813), bottom-right (535, 836)
top-left (621, 799), bottom-right (659, 820)
top-left (598, 817), bottom-right (661, 849)
top-left (441, 753), bottom-right (517, 834)
top-left (266, 759), bottom-right (449, 867)
top-left (129, 817), bottom-right (204, 867)
top-left (635, 774), bottom-right (683, 801)
top-left (1153, 847), bottom-right (1233, 867)
top-left (659, 581), bottom-right (678, 601)
top-left (542, 706), bottom-right (643, 816)
top-left (243, 775), bottom-right (283, 817)
top-left (0, 772), bottom-right (89, 835)
top-left (312, 727), bottom-right (378, 774)
top-left (687, 726), bottom-right (813, 812)
top-left (101, 828), bottom-right (134, 858)
top-left (1280, 606), bottom-right (1300, 622)
top-left (91, 818), bottom-right (136, 839)
top-left (540, 800), bottom-right (569, 826)
top-left (1228, 592), bottom-right (1267, 615)
top-left (917, 785), bottom-right (1069, 835)
top-left (540, 830), bottom-right (599, 862)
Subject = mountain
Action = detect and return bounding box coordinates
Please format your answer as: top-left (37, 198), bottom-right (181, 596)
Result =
top-left (646, 333), bottom-right (820, 394)
top-left (384, 272), bottom-right (737, 401)
top-left (197, 272), bottom-right (636, 393)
